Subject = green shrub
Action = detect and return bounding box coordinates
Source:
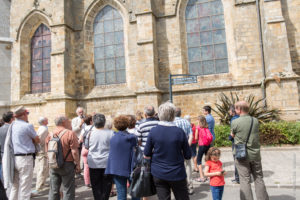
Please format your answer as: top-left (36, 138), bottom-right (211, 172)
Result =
top-left (259, 121), bottom-right (300, 145)
top-left (214, 122), bottom-right (300, 147)
top-left (214, 125), bottom-right (232, 147)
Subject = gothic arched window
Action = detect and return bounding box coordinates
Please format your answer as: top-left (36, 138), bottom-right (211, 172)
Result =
top-left (185, 0), bottom-right (228, 75)
top-left (94, 5), bottom-right (126, 85)
top-left (31, 24), bottom-right (51, 93)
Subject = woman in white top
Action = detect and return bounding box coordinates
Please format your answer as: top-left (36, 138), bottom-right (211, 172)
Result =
top-left (87, 114), bottom-right (114, 200)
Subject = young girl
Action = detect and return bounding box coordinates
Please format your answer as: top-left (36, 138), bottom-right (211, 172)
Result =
top-left (195, 115), bottom-right (212, 182)
top-left (204, 147), bottom-right (226, 200)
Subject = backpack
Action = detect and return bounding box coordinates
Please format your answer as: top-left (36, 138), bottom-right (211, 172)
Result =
top-left (47, 129), bottom-right (71, 169)
top-left (201, 128), bottom-right (213, 146)
top-left (83, 125), bottom-right (94, 149)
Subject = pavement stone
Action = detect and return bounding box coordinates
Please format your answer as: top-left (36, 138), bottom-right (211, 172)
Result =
top-left (29, 146), bottom-right (300, 199)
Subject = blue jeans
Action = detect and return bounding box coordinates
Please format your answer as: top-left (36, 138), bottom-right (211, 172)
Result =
top-left (113, 175), bottom-right (140, 200)
top-left (0, 163), bottom-right (2, 182)
top-left (210, 186), bottom-right (224, 200)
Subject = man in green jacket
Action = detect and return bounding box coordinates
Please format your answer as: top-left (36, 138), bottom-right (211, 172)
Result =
top-left (231, 101), bottom-right (269, 200)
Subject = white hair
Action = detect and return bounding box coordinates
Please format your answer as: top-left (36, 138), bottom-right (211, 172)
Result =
top-left (76, 107), bottom-right (84, 114)
top-left (158, 102), bottom-right (176, 122)
top-left (184, 115), bottom-right (191, 122)
top-left (38, 117), bottom-right (47, 125)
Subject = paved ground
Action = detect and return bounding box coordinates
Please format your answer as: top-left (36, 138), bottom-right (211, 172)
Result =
top-left (29, 146), bottom-right (300, 199)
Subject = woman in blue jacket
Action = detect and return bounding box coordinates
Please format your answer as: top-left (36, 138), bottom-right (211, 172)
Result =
top-left (105, 115), bottom-right (139, 200)
top-left (144, 102), bottom-right (192, 200)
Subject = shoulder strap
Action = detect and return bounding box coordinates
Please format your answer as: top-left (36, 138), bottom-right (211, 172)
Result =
top-left (245, 117), bottom-right (254, 144)
top-left (86, 125), bottom-right (94, 148)
top-left (58, 129), bottom-right (68, 138)
top-left (85, 125), bottom-right (94, 136)
top-left (64, 149), bottom-right (71, 161)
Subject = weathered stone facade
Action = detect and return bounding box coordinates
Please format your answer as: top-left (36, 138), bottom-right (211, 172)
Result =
top-left (0, 0), bottom-right (12, 114)
top-left (7, 0), bottom-right (300, 127)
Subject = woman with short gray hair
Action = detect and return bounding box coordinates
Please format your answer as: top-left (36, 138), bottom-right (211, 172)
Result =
top-left (144, 102), bottom-right (192, 200)
top-left (87, 114), bottom-right (114, 200)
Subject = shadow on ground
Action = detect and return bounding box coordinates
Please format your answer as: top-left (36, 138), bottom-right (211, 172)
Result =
top-left (190, 184), bottom-right (210, 200)
top-left (270, 195), bottom-right (296, 200)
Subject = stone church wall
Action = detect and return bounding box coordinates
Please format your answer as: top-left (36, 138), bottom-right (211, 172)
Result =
top-left (8, 0), bottom-right (300, 128)
top-left (0, 0), bottom-right (11, 114)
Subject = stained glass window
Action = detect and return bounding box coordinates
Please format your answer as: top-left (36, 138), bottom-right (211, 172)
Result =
top-left (31, 24), bottom-right (51, 93)
top-left (94, 6), bottom-right (126, 85)
top-left (186, 0), bottom-right (228, 75)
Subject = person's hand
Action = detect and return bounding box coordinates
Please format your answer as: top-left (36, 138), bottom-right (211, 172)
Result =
top-left (216, 171), bottom-right (222, 176)
top-left (221, 170), bottom-right (226, 176)
top-left (75, 164), bottom-right (81, 174)
top-left (230, 132), bottom-right (235, 138)
top-left (80, 119), bottom-right (84, 126)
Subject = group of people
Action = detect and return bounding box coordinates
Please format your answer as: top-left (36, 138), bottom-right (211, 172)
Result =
top-left (0, 100), bottom-right (269, 200)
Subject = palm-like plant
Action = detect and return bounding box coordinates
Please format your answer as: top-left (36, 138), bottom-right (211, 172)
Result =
top-left (212, 92), bottom-right (280, 125)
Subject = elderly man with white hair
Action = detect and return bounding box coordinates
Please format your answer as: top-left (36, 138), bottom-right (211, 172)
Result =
top-left (32, 117), bottom-right (49, 196)
top-left (72, 107), bottom-right (85, 174)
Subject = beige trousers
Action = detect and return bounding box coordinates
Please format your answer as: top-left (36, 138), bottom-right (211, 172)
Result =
top-left (35, 153), bottom-right (49, 191)
top-left (184, 159), bottom-right (193, 192)
top-left (235, 159), bottom-right (269, 200)
top-left (9, 155), bottom-right (34, 200)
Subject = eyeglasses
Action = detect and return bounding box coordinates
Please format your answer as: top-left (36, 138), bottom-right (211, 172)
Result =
top-left (212, 153), bottom-right (220, 156)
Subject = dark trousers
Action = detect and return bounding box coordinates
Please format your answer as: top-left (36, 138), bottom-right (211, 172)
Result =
top-left (0, 178), bottom-right (8, 200)
top-left (153, 177), bottom-right (189, 200)
top-left (49, 162), bottom-right (75, 200)
top-left (89, 168), bottom-right (112, 200)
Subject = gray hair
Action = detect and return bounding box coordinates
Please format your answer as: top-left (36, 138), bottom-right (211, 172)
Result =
top-left (158, 102), bottom-right (176, 122)
top-left (54, 116), bottom-right (68, 126)
top-left (76, 107), bottom-right (84, 114)
top-left (38, 117), bottom-right (47, 125)
top-left (184, 115), bottom-right (191, 122)
top-left (93, 114), bottom-right (106, 128)
top-left (144, 105), bottom-right (155, 117)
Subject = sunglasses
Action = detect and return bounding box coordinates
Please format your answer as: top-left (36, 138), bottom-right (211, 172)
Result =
top-left (211, 153), bottom-right (220, 156)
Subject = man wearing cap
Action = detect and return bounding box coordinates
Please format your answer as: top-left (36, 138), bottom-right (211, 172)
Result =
top-left (9, 106), bottom-right (40, 200)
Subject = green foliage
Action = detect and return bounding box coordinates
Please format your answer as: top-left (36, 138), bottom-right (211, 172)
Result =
top-left (214, 125), bottom-right (232, 147)
top-left (259, 121), bottom-right (300, 145)
top-left (212, 92), bottom-right (280, 125)
top-left (214, 122), bottom-right (300, 147)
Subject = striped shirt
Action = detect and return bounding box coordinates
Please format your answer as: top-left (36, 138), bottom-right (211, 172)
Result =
top-left (136, 117), bottom-right (159, 151)
top-left (174, 117), bottom-right (192, 138)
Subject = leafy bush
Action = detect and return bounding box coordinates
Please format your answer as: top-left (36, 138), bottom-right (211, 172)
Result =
top-left (214, 122), bottom-right (300, 147)
top-left (212, 92), bottom-right (280, 125)
top-left (214, 125), bottom-right (232, 147)
top-left (259, 121), bottom-right (300, 145)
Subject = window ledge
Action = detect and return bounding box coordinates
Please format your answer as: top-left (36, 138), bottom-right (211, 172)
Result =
top-left (235, 0), bottom-right (255, 5)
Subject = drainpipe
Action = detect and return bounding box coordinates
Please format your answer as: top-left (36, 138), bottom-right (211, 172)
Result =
top-left (256, 0), bottom-right (267, 108)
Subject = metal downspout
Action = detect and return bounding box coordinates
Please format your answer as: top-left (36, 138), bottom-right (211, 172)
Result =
top-left (256, 0), bottom-right (267, 108)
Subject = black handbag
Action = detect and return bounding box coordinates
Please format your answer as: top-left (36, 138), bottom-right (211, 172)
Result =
top-left (129, 158), bottom-right (157, 198)
top-left (235, 117), bottom-right (253, 160)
